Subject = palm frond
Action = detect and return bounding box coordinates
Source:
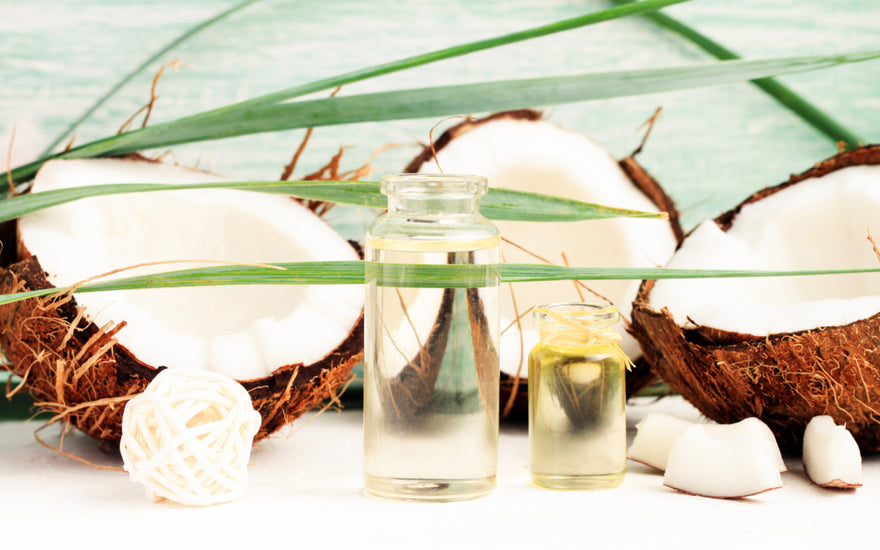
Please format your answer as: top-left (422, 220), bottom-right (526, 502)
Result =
top-left (0, 179), bottom-right (666, 224)
top-left (8, 49), bottom-right (879, 184)
top-left (3, 261), bottom-right (879, 306)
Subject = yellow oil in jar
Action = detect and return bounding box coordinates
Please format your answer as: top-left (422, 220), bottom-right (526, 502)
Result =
top-left (528, 338), bottom-right (626, 490)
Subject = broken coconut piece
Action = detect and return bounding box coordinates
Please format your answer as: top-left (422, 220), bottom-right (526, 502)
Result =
top-left (630, 145), bottom-right (880, 452)
top-left (405, 110), bottom-right (682, 413)
top-left (802, 415), bottom-right (863, 489)
top-left (120, 369), bottom-right (262, 506)
top-left (627, 413), bottom-right (696, 471)
top-left (1, 157), bottom-right (364, 446)
top-left (703, 418), bottom-right (787, 473)
top-left (663, 424), bottom-right (783, 499)
top-left (628, 414), bottom-right (786, 473)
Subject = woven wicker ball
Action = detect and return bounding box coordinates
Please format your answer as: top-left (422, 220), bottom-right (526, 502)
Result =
top-left (120, 369), bottom-right (262, 506)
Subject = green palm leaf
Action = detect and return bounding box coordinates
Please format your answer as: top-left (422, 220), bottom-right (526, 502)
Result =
top-left (0, 179), bottom-right (665, 224)
top-left (8, 0), bottom-right (691, 186)
top-left (3, 261), bottom-right (879, 306)
top-left (197, 0), bottom-right (693, 112)
top-left (8, 50), bottom-right (880, 185)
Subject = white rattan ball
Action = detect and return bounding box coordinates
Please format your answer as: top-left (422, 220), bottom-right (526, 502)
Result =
top-left (120, 369), bottom-right (262, 506)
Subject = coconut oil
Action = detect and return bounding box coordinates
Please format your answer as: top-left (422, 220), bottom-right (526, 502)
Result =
top-left (363, 174), bottom-right (500, 502)
top-left (528, 304), bottom-right (627, 490)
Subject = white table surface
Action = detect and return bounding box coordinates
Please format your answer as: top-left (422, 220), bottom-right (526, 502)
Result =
top-left (1, 396), bottom-right (875, 550)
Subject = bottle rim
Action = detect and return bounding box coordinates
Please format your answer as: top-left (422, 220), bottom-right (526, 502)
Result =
top-left (380, 173), bottom-right (488, 198)
top-left (532, 302), bottom-right (619, 327)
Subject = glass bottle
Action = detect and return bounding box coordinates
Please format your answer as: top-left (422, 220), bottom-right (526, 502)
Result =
top-left (363, 174), bottom-right (500, 502)
top-left (528, 303), bottom-right (628, 490)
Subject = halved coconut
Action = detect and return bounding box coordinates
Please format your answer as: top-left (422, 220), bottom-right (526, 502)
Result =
top-left (405, 110), bottom-right (683, 416)
top-left (631, 145), bottom-right (880, 452)
top-left (0, 157), bottom-right (364, 447)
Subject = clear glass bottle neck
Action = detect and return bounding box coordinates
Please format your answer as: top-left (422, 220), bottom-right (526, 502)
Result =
top-left (386, 196), bottom-right (481, 217)
top-left (380, 174), bottom-right (487, 218)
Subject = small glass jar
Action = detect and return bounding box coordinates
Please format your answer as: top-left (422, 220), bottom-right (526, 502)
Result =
top-left (363, 174), bottom-right (500, 502)
top-left (528, 303), bottom-right (628, 490)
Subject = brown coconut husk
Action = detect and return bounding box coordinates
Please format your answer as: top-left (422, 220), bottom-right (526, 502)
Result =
top-left (404, 109), bottom-right (684, 418)
top-left (630, 144), bottom-right (880, 453)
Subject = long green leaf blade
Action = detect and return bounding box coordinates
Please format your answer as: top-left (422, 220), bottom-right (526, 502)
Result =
top-left (129, 0), bottom-right (694, 124)
top-left (15, 0), bottom-right (689, 184)
top-left (42, 50), bottom-right (880, 163)
top-left (3, 261), bottom-right (879, 306)
top-left (10, 48), bottom-right (880, 186)
top-left (610, 0), bottom-right (865, 147)
top-left (39, 0), bottom-right (265, 157)
top-left (482, 188), bottom-right (664, 221)
top-left (0, 180), bottom-right (665, 224)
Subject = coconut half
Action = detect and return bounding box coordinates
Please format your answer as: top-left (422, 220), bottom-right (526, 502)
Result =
top-left (405, 110), bottom-right (682, 415)
top-left (631, 145), bottom-right (880, 452)
top-left (0, 157), bottom-right (364, 446)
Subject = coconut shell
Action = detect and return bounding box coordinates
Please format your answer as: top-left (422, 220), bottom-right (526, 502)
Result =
top-left (0, 255), bottom-right (363, 450)
top-left (405, 109), bottom-right (684, 417)
top-left (630, 144), bottom-right (880, 453)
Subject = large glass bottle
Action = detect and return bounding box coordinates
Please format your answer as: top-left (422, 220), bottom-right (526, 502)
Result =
top-left (529, 303), bottom-right (628, 490)
top-left (364, 174), bottom-right (500, 502)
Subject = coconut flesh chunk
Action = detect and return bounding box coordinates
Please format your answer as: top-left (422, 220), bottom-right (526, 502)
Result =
top-left (409, 115), bottom-right (678, 376)
top-left (802, 415), bottom-right (863, 488)
top-left (17, 159), bottom-right (364, 381)
top-left (628, 413), bottom-right (786, 473)
top-left (703, 418), bottom-right (787, 473)
top-left (663, 424), bottom-right (783, 499)
top-left (627, 412), bottom-right (696, 471)
top-left (648, 165), bottom-right (880, 336)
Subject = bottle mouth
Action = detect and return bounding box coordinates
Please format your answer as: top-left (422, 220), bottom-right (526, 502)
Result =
top-left (532, 303), bottom-right (619, 328)
top-left (381, 174), bottom-right (488, 198)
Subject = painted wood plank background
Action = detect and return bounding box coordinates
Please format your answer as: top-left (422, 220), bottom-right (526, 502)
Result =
top-left (2, 0), bottom-right (878, 234)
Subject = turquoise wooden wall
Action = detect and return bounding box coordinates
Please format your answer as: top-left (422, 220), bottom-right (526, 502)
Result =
top-left (1, 0), bottom-right (879, 416)
top-left (2, 0), bottom-right (878, 231)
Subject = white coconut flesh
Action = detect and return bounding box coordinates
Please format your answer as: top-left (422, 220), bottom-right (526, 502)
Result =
top-left (663, 424), bottom-right (783, 499)
top-left (702, 418), bottom-right (787, 473)
top-left (628, 413), bottom-right (785, 473)
top-left (802, 415), bottom-right (863, 488)
top-left (649, 165), bottom-right (880, 336)
top-left (413, 117), bottom-right (678, 375)
top-left (18, 159), bottom-right (363, 380)
top-left (627, 412), bottom-right (696, 471)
